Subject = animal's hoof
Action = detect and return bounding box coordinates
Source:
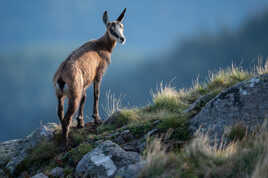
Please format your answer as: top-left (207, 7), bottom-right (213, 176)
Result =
top-left (76, 118), bottom-right (85, 128)
top-left (92, 114), bottom-right (102, 125)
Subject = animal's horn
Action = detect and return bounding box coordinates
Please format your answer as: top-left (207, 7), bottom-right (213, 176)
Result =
top-left (117, 8), bottom-right (126, 22)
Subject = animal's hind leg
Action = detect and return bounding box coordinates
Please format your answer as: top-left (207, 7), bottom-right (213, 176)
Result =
top-left (56, 78), bottom-right (65, 124)
top-left (57, 95), bottom-right (65, 125)
top-left (62, 89), bottom-right (82, 147)
top-left (76, 92), bottom-right (86, 128)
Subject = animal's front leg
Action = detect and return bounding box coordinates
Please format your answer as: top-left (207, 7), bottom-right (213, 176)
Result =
top-left (93, 77), bottom-right (102, 125)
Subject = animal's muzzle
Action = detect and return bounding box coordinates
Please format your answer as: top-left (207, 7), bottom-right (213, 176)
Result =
top-left (119, 37), bottom-right (126, 44)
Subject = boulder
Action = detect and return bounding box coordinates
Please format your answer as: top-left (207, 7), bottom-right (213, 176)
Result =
top-left (190, 75), bottom-right (268, 143)
top-left (4, 123), bottom-right (59, 175)
top-left (75, 140), bottom-right (142, 178)
top-left (31, 173), bottom-right (48, 178)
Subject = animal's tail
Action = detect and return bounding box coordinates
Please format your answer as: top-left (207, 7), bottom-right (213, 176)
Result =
top-left (53, 63), bottom-right (65, 97)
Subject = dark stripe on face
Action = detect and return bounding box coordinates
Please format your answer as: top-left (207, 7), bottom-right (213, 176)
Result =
top-left (110, 28), bottom-right (120, 39)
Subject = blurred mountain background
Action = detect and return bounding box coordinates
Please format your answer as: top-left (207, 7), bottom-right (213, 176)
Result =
top-left (1, 0), bottom-right (268, 141)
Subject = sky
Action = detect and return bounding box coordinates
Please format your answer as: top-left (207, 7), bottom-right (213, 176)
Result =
top-left (1, 0), bottom-right (268, 55)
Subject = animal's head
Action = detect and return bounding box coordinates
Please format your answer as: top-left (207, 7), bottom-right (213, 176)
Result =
top-left (103, 8), bottom-right (126, 44)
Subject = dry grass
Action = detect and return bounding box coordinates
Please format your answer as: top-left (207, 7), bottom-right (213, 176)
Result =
top-left (140, 138), bottom-right (181, 178)
top-left (252, 151), bottom-right (268, 178)
top-left (149, 82), bottom-right (187, 113)
top-left (140, 124), bottom-right (268, 178)
top-left (102, 89), bottom-right (122, 118)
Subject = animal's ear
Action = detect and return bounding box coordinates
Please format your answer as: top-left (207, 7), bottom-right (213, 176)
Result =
top-left (103, 11), bottom-right (109, 26)
top-left (117, 8), bottom-right (126, 22)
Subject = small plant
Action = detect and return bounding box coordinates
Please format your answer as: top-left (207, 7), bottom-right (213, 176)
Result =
top-left (102, 89), bottom-right (123, 118)
top-left (149, 82), bottom-right (186, 112)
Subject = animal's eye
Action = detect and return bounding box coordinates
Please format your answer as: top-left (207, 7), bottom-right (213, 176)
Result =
top-left (111, 23), bottom-right (115, 30)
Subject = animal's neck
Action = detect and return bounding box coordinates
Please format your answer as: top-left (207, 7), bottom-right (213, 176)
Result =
top-left (98, 32), bottom-right (117, 53)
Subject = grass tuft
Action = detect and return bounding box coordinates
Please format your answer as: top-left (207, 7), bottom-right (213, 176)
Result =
top-left (140, 126), bottom-right (268, 178)
top-left (102, 90), bottom-right (122, 118)
top-left (149, 82), bottom-right (187, 113)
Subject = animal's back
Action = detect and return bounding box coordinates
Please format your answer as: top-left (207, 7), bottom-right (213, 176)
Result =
top-left (53, 40), bottom-right (101, 88)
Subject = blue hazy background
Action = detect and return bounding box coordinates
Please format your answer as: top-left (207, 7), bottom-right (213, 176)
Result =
top-left (1, 0), bottom-right (268, 141)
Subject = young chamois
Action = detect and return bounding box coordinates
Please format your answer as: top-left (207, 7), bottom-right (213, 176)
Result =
top-left (53, 8), bottom-right (126, 147)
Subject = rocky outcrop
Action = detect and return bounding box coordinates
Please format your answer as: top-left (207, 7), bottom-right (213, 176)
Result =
top-left (190, 74), bottom-right (268, 142)
top-left (75, 140), bottom-right (142, 178)
top-left (1, 123), bottom-right (59, 175)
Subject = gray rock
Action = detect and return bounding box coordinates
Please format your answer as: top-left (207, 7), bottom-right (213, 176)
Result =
top-left (0, 139), bottom-right (24, 166)
top-left (120, 129), bottom-right (134, 141)
top-left (115, 161), bottom-right (146, 178)
top-left (114, 135), bottom-right (126, 145)
top-left (112, 129), bottom-right (135, 145)
top-left (50, 167), bottom-right (64, 177)
top-left (190, 74), bottom-right (268, 144)
top-left (121, 136), bottom-right (148, 153)
top-left (183, 92), bottom-right (217, 116)
top-left (76, 147), bottom-right (117, 178)
top-left (4, 123), bottom-right (59, 175)
top-left (75, 140), bottom-right (142, 178)
top-left (31, 173), bottom-right (48, 178)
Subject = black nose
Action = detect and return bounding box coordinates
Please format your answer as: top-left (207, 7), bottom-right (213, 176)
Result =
top-left (120, 37), bottom-right (125, 42)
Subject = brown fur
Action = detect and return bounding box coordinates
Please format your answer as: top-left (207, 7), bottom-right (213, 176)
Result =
top-left (53, 31), bottom-right (117, 146)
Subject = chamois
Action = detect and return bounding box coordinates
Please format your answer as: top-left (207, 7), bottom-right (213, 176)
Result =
top-left (53, 8), bottom-right (126, 147)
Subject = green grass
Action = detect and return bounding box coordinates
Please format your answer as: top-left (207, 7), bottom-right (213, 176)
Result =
top-left (157, 114), bottom-right (191, 141)
top-left (98, 109), bottom-right (141, 133)
top-left (14, 140), bottom-right (60, 176)
top-left (62, 143), bottom-right (93, 166)
top-left (12, 124), bottom-right (96, 176)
